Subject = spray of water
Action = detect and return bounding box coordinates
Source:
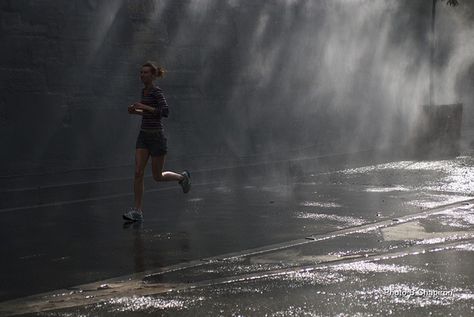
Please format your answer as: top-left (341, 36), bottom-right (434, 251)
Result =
top-left (128, 0), bottom-right (469, 161)
top-left (32, 0), bottom-right (474, 170)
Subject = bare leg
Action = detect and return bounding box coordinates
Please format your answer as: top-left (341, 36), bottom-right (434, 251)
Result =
top-left (134, 149), bottom-right (150, 210)
top-left (152, 155), bottom-right (185, 182)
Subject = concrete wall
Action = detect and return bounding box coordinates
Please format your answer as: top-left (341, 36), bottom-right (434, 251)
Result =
top-left (0, 0), bottom-right (472, 174)
top-left (0, 0), bottom-right (345, 173)
top-left (0, 0), bottom-right (221, 172)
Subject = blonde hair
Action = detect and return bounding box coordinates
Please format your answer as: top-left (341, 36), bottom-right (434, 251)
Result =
top-left (142, 61), bottom-right (166, 78)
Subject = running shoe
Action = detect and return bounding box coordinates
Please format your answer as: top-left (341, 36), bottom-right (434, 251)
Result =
top-left (122, 207), bottom-right (143, 222)
top-left (179, 170), bottom-right (191, 193)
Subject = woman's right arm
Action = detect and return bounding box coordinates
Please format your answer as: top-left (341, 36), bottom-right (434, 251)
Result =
top-left (128, 105), bottom-right (144, 115)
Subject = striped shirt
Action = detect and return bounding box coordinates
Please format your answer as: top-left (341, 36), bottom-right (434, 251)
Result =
top-left (140, 86), bottom-right (169, 130)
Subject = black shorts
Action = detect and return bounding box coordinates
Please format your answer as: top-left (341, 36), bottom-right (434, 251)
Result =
top-left (136, 130), bottom-right (168, 157)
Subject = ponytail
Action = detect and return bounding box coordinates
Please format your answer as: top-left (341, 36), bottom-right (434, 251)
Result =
top-left (156, 66), bottom-right (166, 78)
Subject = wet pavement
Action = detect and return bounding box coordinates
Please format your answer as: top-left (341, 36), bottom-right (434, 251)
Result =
top-left (1, 153), bottom-right (474, 316)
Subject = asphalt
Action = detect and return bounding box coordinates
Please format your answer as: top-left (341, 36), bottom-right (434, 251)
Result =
top-left (0, 151), bottom-right (473, 316)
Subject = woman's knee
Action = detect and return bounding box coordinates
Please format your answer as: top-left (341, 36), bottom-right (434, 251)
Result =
top-left (134, 168), bottom-right (145, 179)
top-left (153, 173), bottom-right (164, 182)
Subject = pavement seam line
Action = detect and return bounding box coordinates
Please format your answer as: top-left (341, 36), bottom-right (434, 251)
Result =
top-left (0, 181), bottom-right (221, 213)
top-left (176, 236), bottom-right (474, 292)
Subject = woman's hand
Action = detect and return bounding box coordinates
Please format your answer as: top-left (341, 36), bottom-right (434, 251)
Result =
top-left (133, 102), bottom-right (153, 113)
top-left (128, 104), bottom-right (143, 114)
top-left (133, 102), bottom-right (146, 110)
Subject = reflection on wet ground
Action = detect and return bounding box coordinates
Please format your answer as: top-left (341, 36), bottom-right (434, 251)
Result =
top-left (2, 155), bottom-right (474, 316)
top-left (29, 238), bottom-right (474, 316)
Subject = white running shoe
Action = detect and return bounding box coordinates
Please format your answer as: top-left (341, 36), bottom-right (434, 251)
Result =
top-left (122, 207), bottom-right (143, 222)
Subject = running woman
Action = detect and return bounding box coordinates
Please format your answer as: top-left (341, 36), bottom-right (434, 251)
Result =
top-left (123, 61), bottom-right (190, 222)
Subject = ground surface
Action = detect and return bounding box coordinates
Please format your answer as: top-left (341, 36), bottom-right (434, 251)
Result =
top-left (1, 153), bottom-right (474, 316)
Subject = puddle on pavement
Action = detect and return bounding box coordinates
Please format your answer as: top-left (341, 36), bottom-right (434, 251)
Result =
top-left (337, 157), bottom-right (474, 195)
top-left (454, 243), bottom-right (474, 252)
top-left (271, 269), bottom-right (348, 287)
top-left (330, 261), bottom-right (419, 274)
top-left (434, 204), bottom-right (474, 228)
top-left (338, 161), bottom-right (415, 174)
top-left (299, 201), bottom-right (342, 208)
top-left (98, 295), bottom-right (202, 312)
top-left (295, 212), bottom-right (367, 227)
top-left (365, 186), bottom-right (411, 193)
top-left (212, 186), bottom-right (232, 193)
top-left (186, 198), bottom-right (204, 202)
top-left (407, 194), bottom-right (473, 209)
